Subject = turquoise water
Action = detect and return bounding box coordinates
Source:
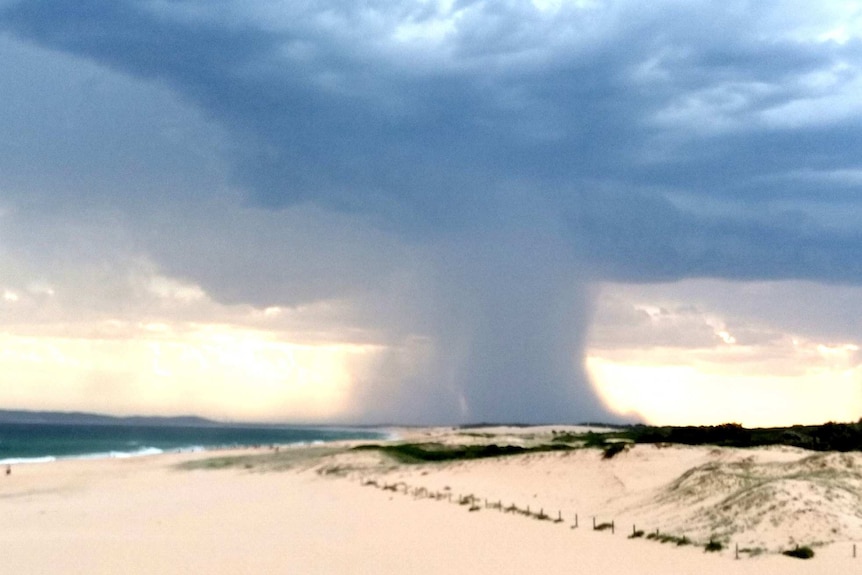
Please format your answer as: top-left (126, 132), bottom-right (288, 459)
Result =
top-left (0, 422), bottom-right (385, 463)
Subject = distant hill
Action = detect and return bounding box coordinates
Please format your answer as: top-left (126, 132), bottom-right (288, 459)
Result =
top-left (0, 409), bottom-right (220, 427)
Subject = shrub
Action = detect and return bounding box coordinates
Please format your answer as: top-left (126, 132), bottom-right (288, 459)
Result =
top-left (782, 546), bottom-right (814, 559)
top-left (652, 533), bottom-right (687, 545)
top-left (704, 540), bottom-right (723, 552)
top-left (602, 442), bottom-right (627, 459)
top-left (739, 547), bottom-right (765, 557)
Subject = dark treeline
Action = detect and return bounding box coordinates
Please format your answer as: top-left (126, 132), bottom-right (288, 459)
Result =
top-left (586, 420), bottom-right (862, 452)
top-left (353, 421), bottom-right (862, 465)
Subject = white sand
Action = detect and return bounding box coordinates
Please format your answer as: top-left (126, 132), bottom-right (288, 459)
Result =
top-left (0, 429), bottom-right (859, 574)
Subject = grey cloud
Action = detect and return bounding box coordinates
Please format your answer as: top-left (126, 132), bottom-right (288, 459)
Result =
top-left (589, 297), bottom-right (723, 350)
top-left (0, 34), bottom-right (227, 205)
top-left (3, 1), bottom-right (862, 423)
top-left (600, 279), bottom-right (862, 346)
top-left (139, 200), bottom-right (408, 311)
top-left (350, 223), bottom-right (611, 424)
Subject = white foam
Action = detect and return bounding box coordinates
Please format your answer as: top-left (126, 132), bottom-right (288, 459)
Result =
top-left (108, 447), bottom-right (165, 458)
top-left (0, 456), bottom-right (57, 465)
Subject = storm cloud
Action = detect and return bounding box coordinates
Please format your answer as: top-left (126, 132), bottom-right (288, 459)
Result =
top-left (1, 0), bottom-right (861, 423)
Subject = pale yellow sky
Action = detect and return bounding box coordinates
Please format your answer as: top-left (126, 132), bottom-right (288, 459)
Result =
top-left (0, 325), bottom-right (374, 423)
top-left (587, 280), bottom-right (862, 426)
top-left (1, 273), bottom-right (859, 426)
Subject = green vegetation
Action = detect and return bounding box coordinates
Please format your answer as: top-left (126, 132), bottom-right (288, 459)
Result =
top-left (738, 547), bottom-right (765, 557)
top-left (357, 419), bottom-right (862, 469)
top-left (180, 419), bottom-right (862, 475)
top-left (458, 494), bottom-right (476, 505)
top-left (351, 441), bottom-right (575, 463)
top-left (176, 446), bottom-right (342, 472)
top-left (782, 545), bottom-right (815, 559)
top-left (577, 420), bottom-right (862, 452)
top-left (551, 432), bottom-right (586, 444)
top-left (178, 456), bottom-right (248, 470)
top-left (646, 532), bottom-right (690, 545)
top-left (601, 442), bottom-right (628, 459)
top-left (704, 540), bottom-right (723, 552)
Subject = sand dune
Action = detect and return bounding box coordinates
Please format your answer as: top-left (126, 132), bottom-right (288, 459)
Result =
top-left (0, 427), bottom-right (859, 573)
top-left (627, 449), bottom-right (862, 551)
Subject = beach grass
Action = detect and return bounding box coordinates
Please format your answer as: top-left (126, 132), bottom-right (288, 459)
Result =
top-left (351, 441), bottom-right (576, 464)
top-left (176, 446), bottom-right (344, 472)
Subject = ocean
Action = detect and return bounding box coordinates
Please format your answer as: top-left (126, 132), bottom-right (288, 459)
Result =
top-left (0, 422), bottom-right (386, 464)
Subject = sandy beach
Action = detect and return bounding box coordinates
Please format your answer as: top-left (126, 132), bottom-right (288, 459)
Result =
top-left (1, 426), bottom-right (860, 574)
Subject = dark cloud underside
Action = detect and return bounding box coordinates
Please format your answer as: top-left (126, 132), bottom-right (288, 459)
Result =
top-left (2, 0), bottom-right (861, 423)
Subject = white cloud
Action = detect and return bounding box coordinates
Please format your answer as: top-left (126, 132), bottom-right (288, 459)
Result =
top-left (651, 81), bottom-right (779, 136)
top-left (588, 279), bottom-right (862, 425)
top-left (760, 67), bottom-right (862, 128)
top-left (147, 276), bottom-right (206, 303)
top-left (788, 167), bottom-right (862, 185)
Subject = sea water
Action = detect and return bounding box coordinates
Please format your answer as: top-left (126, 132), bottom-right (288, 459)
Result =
top-left (0, 422), bottom-right (385, 464)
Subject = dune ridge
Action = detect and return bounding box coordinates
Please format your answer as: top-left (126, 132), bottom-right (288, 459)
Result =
top-left (2, 425), bottom-right (860, 573)
top-left (308, 426), bottom-right (862, 557)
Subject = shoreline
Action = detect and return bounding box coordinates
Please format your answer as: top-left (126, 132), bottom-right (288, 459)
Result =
top-left (1, 426), bottom-right (859, 573)
top-left (0, 422), bottom-right (388, 465)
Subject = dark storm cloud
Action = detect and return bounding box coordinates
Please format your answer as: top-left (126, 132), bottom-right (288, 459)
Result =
top-left (3, 0), bottom-right (860, 279)
top-left (566, 187), bottom-right (862, 282)
top-left (3, 0), bottom-right (861, 423)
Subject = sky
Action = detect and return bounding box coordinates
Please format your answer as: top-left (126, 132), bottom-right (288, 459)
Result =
top-left (0, 0), bottom-right (860, 426)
